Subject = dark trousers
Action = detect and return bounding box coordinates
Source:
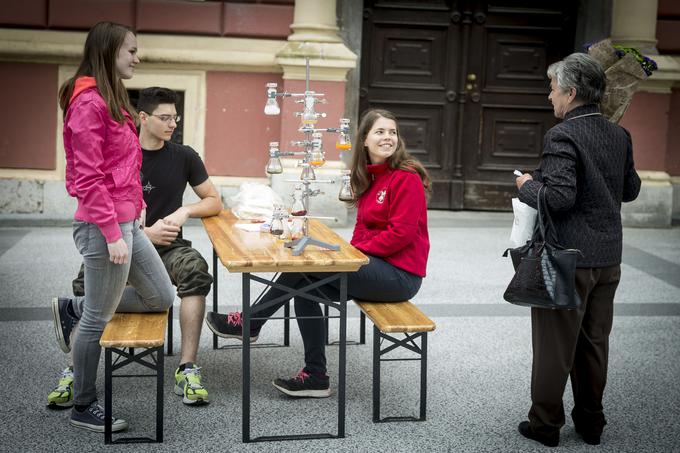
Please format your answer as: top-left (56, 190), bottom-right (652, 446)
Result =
top-left (250, 255), bottom-right (422, 375)
top-left (529, 265), bottom-right (621, 437)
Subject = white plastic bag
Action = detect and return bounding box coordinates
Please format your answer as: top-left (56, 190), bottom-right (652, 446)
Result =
top-left (230, 182), bottom-right (283, 221)
top-left (510, 197), bottom-right (537, 247)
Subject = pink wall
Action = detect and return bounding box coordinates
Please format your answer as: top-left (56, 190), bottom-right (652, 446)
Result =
top-left (665, 89), bottom-right (680, 176)
top-left (0, 0), bottom-right (294, 39)
top-left (205, 71), bottom-right (283, 177)
top-left (619, 91), bottom-right (670, 172)
top-left (0, 62), bottom-right (58, 170)
top-left (279, 80), bottom-right (348, 163)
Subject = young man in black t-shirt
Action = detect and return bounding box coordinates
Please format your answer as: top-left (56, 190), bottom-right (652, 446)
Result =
top-left (49, 87), bottom-right (222, 408)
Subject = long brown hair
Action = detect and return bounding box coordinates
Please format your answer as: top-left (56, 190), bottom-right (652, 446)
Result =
top-left (349, 109), bottom-right (432, 204)
top-left (58, 21), bottom-right (137, 124)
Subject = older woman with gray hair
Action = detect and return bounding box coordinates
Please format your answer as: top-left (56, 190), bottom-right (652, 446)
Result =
top-left (514, 52), bottom-right (641, 447)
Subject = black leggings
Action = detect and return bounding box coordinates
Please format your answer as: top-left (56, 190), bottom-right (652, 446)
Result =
top-left (249, 255), bottom-right (422, 375)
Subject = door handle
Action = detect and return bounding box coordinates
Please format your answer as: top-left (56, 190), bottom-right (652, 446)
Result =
top-left (465, 73), bottom-right (480, 103)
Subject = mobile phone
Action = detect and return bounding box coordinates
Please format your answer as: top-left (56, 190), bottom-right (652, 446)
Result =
top-left (513, 170), bottom-right (523, 177)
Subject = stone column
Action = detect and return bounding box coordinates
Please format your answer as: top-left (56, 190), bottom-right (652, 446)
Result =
top-left (610, 0), bottom-right (659, 54)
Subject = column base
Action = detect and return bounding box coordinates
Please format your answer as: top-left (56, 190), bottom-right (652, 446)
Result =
top-left (621, 171), bottom-right (673, 227)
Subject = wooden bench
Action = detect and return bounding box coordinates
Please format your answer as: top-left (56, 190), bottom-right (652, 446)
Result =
top-left (99, 311), bottom-right (168, 444)
top-left (354, 300), bottom-right (436, 423)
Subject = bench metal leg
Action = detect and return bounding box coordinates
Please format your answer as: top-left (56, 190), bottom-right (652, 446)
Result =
top-left (166, 306), bottom-right (173, 356)
top-left (372, 325), bottom-right (381, 422)
top-left (325, 307), bottom-right (366, 345)
top-left (372, 328), bottom-right (428, 423)
top-left (104, 345), bottom-right (164, 443)
top-left (212, 248), bottom-right (219, 350)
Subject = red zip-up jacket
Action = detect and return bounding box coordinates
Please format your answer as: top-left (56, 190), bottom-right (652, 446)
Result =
top-left (64, 77), bottom-right (144, 243)
top-left (350, 163), bottom-right (429, 277)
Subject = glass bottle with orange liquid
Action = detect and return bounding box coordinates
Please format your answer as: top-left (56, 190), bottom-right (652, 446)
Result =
top-left (309, 132), bottom-right (325, 167)
top-left (336, 118), bottom-right (352, 151)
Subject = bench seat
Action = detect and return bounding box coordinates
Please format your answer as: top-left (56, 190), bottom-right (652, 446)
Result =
top-left (99, 311), bottom-right (167, 444)
top-left (354, 300), bottom-right (435, 423)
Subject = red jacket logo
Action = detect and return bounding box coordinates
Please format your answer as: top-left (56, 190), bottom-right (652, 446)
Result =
top-left (376, 189), bottom-right (386, 204)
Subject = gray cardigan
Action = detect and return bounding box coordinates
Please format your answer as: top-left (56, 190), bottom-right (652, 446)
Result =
top-left (518, 104), bottom-right (641, 268)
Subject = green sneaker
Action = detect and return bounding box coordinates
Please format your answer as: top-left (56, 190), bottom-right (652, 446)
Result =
top-left (47, 366), bottom-right (74, 408)
top-left (174, 364), bottom-right (209, 405)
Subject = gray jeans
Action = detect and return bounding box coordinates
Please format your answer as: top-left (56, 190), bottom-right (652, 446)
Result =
top-left (71, 220), bottom-right (174, 406)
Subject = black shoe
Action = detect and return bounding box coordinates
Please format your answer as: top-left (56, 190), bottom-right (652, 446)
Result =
top-left (52, 297), bottom-right (78, 353)
top-left (205, 311), bottom-right (259, 342)
top-left (575, 425), bottom-right (601, 445)
top-left (518, 421), bottom-right (559, 448)
top-left (272, 369), bottom-right (331, 398)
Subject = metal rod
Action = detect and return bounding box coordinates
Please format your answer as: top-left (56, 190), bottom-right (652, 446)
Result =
top-left (156, 346), bottom-right (164, 442)
top-left (213, 248), bottom-right (218, 350)
top-left (166, 306), bottom-right (173, 356)
top-left (338, 273), bottom-right (347, 438)
top-left (373, 325), bottom-right (381, 422)
top-left (105, 347), bottom-right (113, 444)
top-left (242, 273), bottom-right (251, 443)
top-left (420, 333), bottom-right (428, 421)
top-left (284, 301), bottom-right (290, 346)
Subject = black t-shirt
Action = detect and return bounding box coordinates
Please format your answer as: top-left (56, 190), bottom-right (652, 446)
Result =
top-left (141, 141), bottom-right (209, 231)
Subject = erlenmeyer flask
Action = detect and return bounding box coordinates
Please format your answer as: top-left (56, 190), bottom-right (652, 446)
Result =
top-left (270, 215), bottom-right (284, 236)
top-left (336, 118), bottom-right (351, 150)
top-left (300, 163), bottom-right (316, 181)
top-left (265, 142), bottom-right (283, 174)
top-left (264, 83), bottom-right (280, 115)
top-left (338, 170), bottom-right (354, 202)
top-left (291, 185), bottom-right (307, 216)
top-left (309, 132), bottom-right (325, 167)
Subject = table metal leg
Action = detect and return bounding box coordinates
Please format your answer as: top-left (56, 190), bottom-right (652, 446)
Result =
top-left (242, 272), bottom-right (251, 443)
top-left (239, 271), bottom-right (348, 442)
top-left (213, 248), bottom-right (218, 350)
top-left (337, 273), bottom-right (347, 438)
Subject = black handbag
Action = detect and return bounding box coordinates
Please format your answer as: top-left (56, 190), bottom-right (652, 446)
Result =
top-left (502, 186), bottom-right (582, 310)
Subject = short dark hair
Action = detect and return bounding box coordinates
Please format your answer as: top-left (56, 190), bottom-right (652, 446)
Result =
top-left (547, 53), bottom-right (606, 104)
top-left (137, 87), bottom-right (178, 113)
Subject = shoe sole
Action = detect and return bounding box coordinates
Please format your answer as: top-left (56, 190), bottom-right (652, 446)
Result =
top-left (51, 297), bottom-right (70, 354)
top-left (205, 319), bottom-right (259, 343)
top-left (47, 400), bottom-right (73, 409)
top-left (173, 383), bottom-right (209, 405)
top-left (70, 419), bottom-right (128, 433)
top-left (271, 381), bottom-right (331, 398)
top-left (47, 400), bottom-right (74, 409)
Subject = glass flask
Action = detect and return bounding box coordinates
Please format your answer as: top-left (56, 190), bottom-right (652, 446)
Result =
top-left (279, 213), bottom-right (291, 240)
top-left (336, 118), bottom-right (352, 150)
top-left (291, 185), bottom-right (307, 216)
top-left (338, 170), bottom-right (354, 202)
top-left (300, 163), bottom-right (316, 181)
top-left (265, 142), bottom-right (283, 174)
top-left (264, 83), bottom-right (280, 115)
top-left (301, 92), bottom-right (317, 125)
top-left (270, 213), bottom-right (284, 236)
top-left (290, 218), bottom-right (304, 241)
top-left (309, 132), bottom-right (325, 167)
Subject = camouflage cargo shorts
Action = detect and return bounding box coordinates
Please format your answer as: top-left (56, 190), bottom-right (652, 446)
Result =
top-left (72, 237), bottom-right (213, 298)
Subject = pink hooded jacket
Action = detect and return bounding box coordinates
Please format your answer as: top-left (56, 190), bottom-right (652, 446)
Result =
top-left (64, 77), bottom-right (144, 243)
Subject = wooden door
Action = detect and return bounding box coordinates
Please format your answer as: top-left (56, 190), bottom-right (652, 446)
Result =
top-left (360, 0), bottom-right (576, 209)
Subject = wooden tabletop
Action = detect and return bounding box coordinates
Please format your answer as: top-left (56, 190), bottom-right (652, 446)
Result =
top-left (202, 210), bottom-right (369, 273)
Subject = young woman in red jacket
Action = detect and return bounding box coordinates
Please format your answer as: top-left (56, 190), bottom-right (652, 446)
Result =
top-left (51, 22), bottom-right (174, 432)
top-left (207, 109), bottom-right (431, 397)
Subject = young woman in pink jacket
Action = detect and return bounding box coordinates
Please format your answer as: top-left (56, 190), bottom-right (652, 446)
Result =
top-left (51, 22), bottom-right (174, 433)
top-left (206, 109), bottom-right (431, 397)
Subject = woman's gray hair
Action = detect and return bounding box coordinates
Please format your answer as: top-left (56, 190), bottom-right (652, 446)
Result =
top-left (547, 53), bottom-right (606, 104)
